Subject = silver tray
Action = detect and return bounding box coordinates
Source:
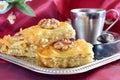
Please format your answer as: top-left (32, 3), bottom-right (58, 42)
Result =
top-left (0, 40), bottom-right (120, 75)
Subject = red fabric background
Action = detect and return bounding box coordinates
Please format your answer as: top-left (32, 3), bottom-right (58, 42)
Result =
top-left (0, 0), bottom-right (120, 80)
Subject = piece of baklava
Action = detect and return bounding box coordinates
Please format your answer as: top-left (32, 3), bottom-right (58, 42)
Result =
top-left (20, 18), bottom-right (75, 47)
top-left (37, 39), bottom-right (94, 68)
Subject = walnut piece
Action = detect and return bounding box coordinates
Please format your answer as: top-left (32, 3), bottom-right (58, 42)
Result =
top-left (53, 38), bottom-right (74, 50)
top-left (38, 18), bottom-right (60, 29)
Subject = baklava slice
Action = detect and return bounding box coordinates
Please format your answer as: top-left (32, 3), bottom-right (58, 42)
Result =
top-left (37, 39), bottom-right (94, 68)
top-left (20, 18), bottom-right (75, 47)
top-left (0, 35), bottom-right (37, 57)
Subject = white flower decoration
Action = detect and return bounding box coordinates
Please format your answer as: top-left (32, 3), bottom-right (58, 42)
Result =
top-left (7, 12), bottom-right (16, 24)
top-left (0, 1), bottom-right (9, 13)
top-left (25, 0), bottom-right (32, 2)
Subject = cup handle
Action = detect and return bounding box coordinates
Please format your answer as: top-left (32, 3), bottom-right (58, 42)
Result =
top-left (104, 9), bottom-right (119, 32)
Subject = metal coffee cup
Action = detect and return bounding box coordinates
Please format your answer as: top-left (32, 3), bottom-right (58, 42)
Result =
top-left (71, 8), bottom-right (119, 44)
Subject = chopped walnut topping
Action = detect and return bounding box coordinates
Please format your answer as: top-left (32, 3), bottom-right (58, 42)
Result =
top-left (53, 38), bottom-right (74, 50)
top-left (38, 18), bottom-right (60, 29)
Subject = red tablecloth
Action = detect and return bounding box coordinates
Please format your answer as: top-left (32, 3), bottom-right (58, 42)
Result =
top-left (0, 0), bottom-right (120, 80)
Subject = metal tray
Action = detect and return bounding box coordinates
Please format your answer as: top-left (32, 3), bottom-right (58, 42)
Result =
top-left (0, 40), bottom-right (120, 75)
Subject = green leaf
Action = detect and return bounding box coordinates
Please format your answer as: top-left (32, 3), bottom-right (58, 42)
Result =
top-left (0, 4), bottom-right (13, 14)
top-left (15, 3), bottom-right (35, 17)
top-left (18, 0), bottom-right (25, 3)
